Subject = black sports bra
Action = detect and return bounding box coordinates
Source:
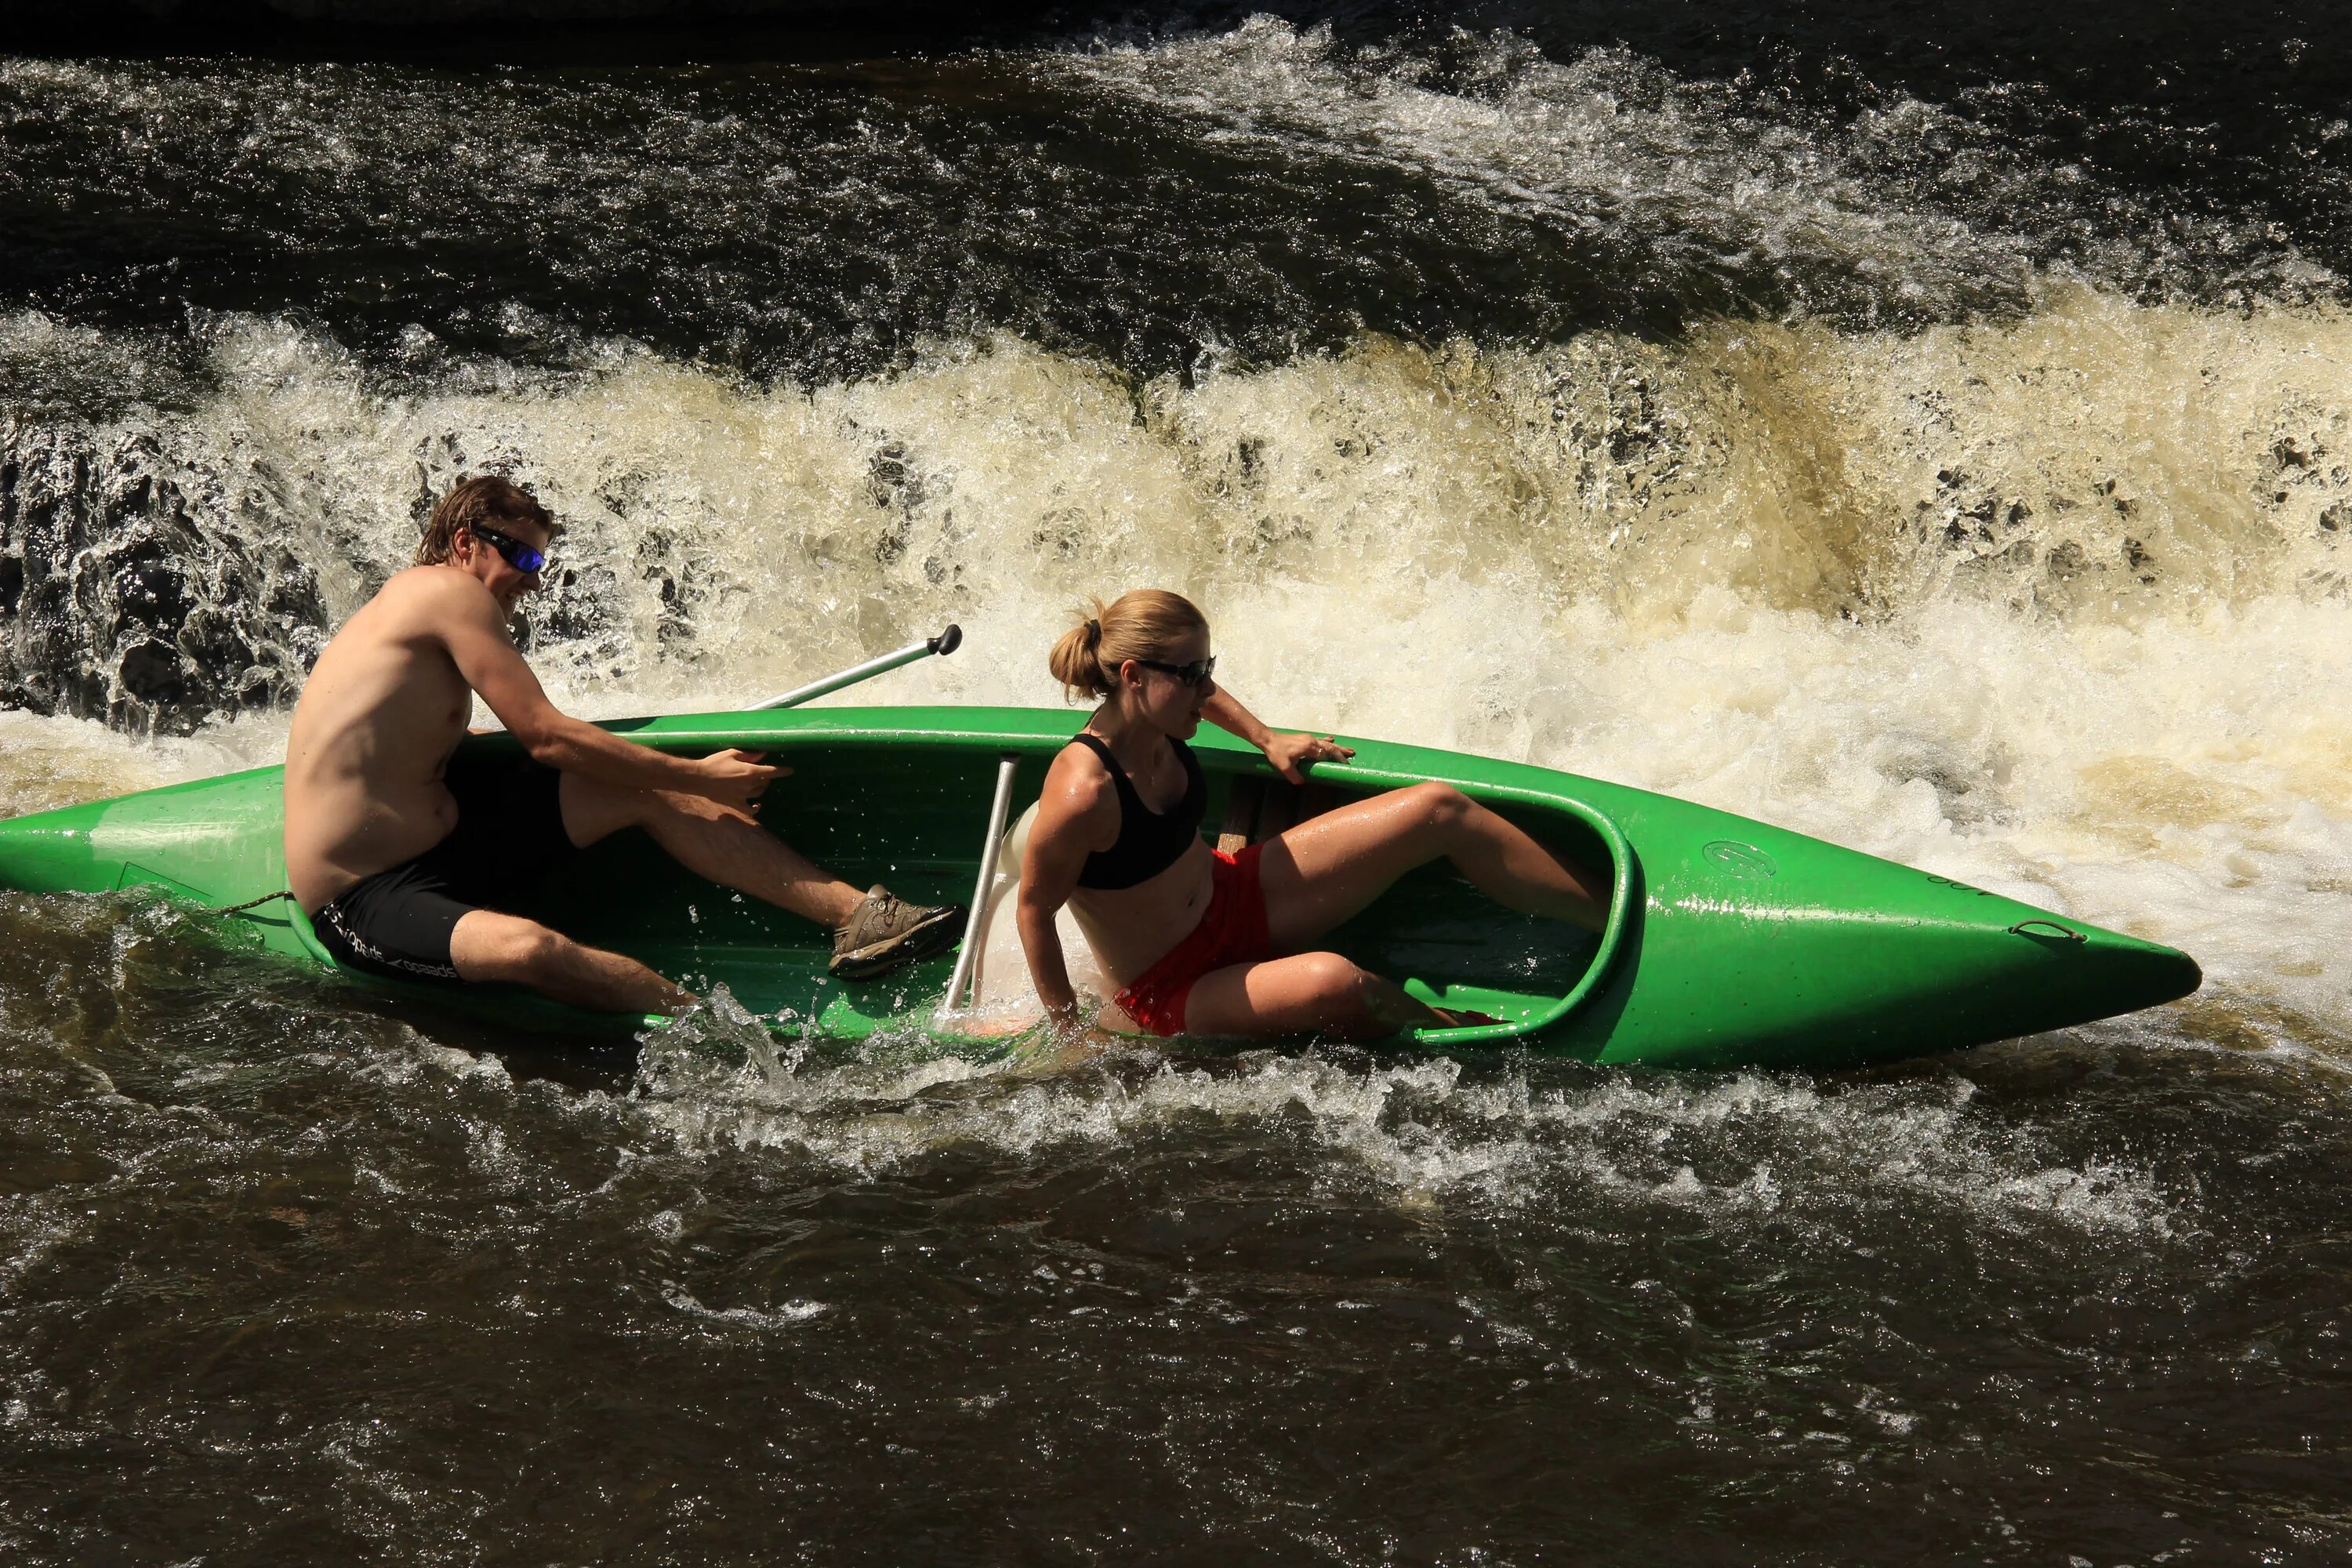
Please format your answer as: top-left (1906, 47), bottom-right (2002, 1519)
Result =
top-left (1067, 731), bottom-right (1207, 890)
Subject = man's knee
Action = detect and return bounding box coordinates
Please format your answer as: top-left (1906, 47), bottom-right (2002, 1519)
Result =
top-left (563, 772), bottom-right (649, 846)
top-left (454, 913), bottom-right (571, 978)
top-left (564, 774), bottom-right (737, 847)
top-left (520, 924), bottom-right (575, 971)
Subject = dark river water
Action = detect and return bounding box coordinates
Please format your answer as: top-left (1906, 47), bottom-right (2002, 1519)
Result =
top-left (4, 3), bottom-right (2350, 1562)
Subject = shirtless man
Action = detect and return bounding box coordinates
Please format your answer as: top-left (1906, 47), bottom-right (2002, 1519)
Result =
top-left (284, 474), bottom-right (960, 1013)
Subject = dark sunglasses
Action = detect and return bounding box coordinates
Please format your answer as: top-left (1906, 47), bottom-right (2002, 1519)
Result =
top-left (1134, 655), bottom-right (1216, 688)
top-left (469, 523), bottom-right (547, 575)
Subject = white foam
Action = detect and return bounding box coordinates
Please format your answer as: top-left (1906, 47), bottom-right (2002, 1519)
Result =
top-left (659, 1282), bottom-right (828, 1330)
top-left (0, 708), bottom-right (285, 818)
top-left (9, 285), bottom-right (2352, 1040)
top-left (619, 1038), bottom-right (2173, 1236)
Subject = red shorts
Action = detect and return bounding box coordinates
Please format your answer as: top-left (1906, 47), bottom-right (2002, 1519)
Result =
top-left (1112, 844), bottom-right (1275, 1036)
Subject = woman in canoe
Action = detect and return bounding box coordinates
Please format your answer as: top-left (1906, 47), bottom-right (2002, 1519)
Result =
top-left (1017, 589), bottom-right (1607, 1040)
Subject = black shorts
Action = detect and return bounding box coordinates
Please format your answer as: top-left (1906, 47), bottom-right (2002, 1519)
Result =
top-left (310, 750), bottom-right (578, 984)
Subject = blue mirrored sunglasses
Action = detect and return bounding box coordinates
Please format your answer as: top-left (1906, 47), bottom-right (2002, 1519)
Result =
top-left (470, 523), bottom-right (547, 575)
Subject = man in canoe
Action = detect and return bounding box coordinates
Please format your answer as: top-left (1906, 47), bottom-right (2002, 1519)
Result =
top-left (1015, 590), bottom-right (1607, 1040)
top-left (283, 474), bottom-right (961, 1013)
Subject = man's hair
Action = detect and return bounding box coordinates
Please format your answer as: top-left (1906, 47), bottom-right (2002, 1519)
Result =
top-left (416, 475), bottom-right (558, 566)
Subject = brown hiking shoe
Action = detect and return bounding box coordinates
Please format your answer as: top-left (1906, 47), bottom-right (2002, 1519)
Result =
top-left (829, 885), bottom-right (965, 980)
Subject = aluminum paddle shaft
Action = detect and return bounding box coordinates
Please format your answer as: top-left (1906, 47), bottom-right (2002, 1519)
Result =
top-left (753, 624), bottom-right (962, 710)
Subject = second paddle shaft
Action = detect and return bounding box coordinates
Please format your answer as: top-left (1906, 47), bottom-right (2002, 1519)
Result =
top-left (942, 753), bottom-right (1022, 1013)
top-left (753, 624), bottom-right (962, 711)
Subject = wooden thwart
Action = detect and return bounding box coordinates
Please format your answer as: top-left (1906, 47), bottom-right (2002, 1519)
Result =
top-left (1216, 774), bottom-right (1341, 852)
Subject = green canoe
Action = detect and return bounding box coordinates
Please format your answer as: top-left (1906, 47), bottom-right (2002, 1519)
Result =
top-left (0, 705), bottom-right (2199, 1069)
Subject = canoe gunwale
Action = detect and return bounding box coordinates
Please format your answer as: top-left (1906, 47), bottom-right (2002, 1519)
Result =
top-left (1266, 759), bottom-right (1637, 1046)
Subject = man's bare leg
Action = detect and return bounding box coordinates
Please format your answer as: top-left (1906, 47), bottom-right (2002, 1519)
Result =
top-left (560, 774), bottom-right (862, 928)
top-left (450, 908), bottom-right (694, 1014)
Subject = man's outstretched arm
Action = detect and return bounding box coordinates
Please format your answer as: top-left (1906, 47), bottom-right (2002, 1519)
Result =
top-left (436, 575), bottom-right (778, 814)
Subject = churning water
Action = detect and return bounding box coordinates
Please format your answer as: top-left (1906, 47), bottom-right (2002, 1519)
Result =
top-left (2, 6), bottom-right (2348, 1562)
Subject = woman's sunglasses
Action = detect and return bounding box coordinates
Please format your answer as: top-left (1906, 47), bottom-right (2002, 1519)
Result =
top-left (469, 523), bottom-right (548, 575)
top-left (1135, 655), bottom-right (1216, 688)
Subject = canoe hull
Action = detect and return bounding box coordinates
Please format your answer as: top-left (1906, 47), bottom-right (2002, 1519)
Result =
top-left (0, 706), bottom-right (2201, 1069)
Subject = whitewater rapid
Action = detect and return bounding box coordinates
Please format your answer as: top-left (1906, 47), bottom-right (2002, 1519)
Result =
top-left (5, 280), bottom-right (2350, 1045)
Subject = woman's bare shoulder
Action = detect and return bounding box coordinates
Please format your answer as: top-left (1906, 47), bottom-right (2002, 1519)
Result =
top-left (1037, 740), bottom-right (1118, 829)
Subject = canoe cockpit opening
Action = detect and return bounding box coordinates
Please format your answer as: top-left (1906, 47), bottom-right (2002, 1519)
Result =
top-left (504, 742), bottom-right (1624, 1038)
top-left (1206, 771), bottom-right (1620, 1033)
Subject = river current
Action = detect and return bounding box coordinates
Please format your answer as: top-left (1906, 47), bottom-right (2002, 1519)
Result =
top-left (2, 5), bottom-right (2348, 1562)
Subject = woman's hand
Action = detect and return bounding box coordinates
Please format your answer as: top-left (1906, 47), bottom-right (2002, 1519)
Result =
top-left (1261, 731), bottom-right (1354, 784)
top-left (1201, 689), bottom-right (1349, 783)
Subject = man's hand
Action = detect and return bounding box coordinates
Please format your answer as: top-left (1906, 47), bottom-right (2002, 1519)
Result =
top-left (693, 748), bottom-right (786, 815)
top-left (1262, 731), bottom-right (1354, 784)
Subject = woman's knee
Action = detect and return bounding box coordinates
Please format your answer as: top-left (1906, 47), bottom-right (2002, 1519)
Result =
top-left (1403, 780), bottom-right (1472, 830)
top-left (1290, 951), bottom-right (1376, 1007)
top-left (1289, 952), bottom-right (1418, 1036)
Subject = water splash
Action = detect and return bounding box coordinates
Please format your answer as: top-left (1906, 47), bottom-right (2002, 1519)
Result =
top-left (614, 1030), bottom-right (2179, 1243)
top-left (7, 292), bottom-right (2352, 1024)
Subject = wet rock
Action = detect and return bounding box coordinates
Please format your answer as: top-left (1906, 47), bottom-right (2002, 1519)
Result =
top-left (0, 421), bottom-right (328, 734)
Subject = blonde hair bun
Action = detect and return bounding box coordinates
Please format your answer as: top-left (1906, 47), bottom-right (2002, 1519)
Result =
top-left (1047, 589), bottom-right (1208, 699)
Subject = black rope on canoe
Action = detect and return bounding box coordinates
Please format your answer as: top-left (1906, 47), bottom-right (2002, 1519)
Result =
top-left (210, 889), bottom-right (296, 916)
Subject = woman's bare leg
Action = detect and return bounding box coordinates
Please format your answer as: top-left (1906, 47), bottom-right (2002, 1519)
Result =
top-left (1257, 782), bottom-right (1606, 952)
top-left (1178, 952), bottom-right (1442, 1040)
